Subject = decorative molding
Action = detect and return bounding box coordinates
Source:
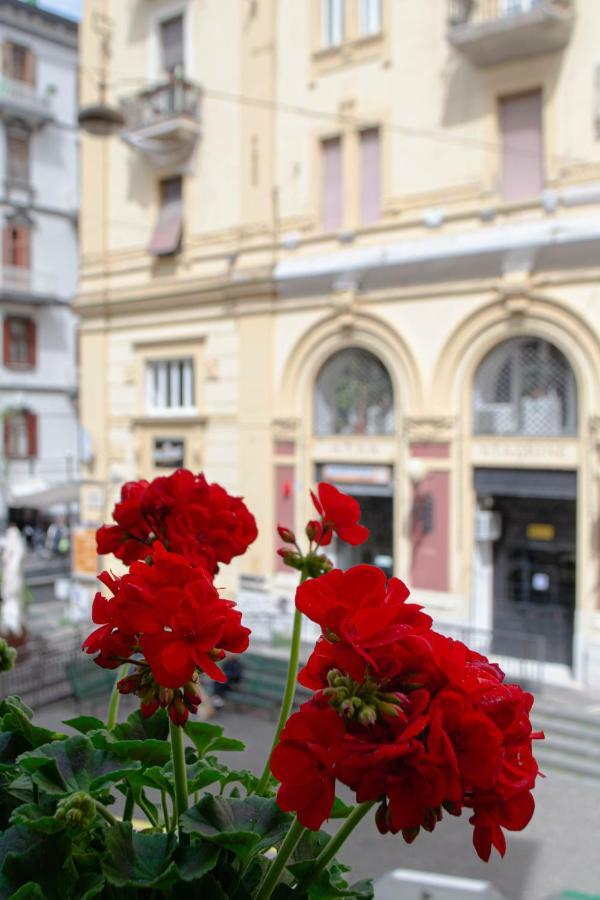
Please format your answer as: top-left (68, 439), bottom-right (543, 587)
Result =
top-left (404, 416), bottom-right (456, 443)
top-left (272, 417), bottom-right (300, 441)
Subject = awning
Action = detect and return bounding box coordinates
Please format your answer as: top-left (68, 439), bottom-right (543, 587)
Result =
top-left (474, 468), bottom-right (577, 500)
top-left (8, 480), bottom-right (81, 509)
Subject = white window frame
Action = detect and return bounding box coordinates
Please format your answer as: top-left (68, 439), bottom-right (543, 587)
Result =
top-left (146, 358), bottom-right (195, 414)
top-left (359, 0), bottom-right (382, 36)
top-left (321, 0), bottom-right (344, 48)
top-left (148, 0), bottom-right (189, 81)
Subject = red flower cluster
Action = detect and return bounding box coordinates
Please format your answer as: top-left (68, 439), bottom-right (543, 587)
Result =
top-left (271, 565), bottom-right (542, 861)
top-left (97, 469), bottom-right (257, 574)
top-left (82, 543), bottom-right (250, 724)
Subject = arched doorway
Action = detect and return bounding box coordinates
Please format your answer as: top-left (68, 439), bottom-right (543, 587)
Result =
top-left (313, 346), bottom-right (396, 576)
top-left (472, 336), bottom-right (578, 666)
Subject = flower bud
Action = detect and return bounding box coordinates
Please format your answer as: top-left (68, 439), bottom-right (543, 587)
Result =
top-left (358, 705), bottom-right (377, 726)
top-left (402, 826), bottom-right (420, 844)
top-left (277, 526), bottom-right (296, 544)
top-left (374, 700), bottom-right (402, 719)
top-left (117, 673), bottom-right (141, 695)
top-left (183, 680), bottom-right (203, 706)
top-left (305, 520), bottom-right (320, 542)
top-left (158, 686), bottom-right (173, 708)
top-left (0, 639), bottom-right (16, 673)
top-left (55, 792), bottom-right (96, 831)
top-left (140, 698), bottom-right (159, 718)
top-left (375, 800), bottom-right (390, 834)
top-left (169, 695), bottom-right (189, 727)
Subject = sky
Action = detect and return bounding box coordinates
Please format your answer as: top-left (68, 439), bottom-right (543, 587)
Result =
top-left (37, 0), bottom-right (82, 21)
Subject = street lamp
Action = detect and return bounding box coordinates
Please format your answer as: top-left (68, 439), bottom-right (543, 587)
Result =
top-left (77, 12), bottom-right (123, 138)
top-left (407, 458), bottom-right (434, 535)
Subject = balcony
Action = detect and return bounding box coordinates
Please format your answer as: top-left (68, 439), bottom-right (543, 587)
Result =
top-left (448, 0), bottom-right (574, 66)
top-left (0, 78), bottom-right (53, 128)
top-left (120, 79), bottom-right (203, 168)
top-left (0, 266), bottom-right (64, 305)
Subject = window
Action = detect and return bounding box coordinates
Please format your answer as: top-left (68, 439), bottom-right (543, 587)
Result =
top-left (359, 127), bottom-right (381, 224)
top-left (3, 316), bottom-right (35, 368)
top-left (6, 126), bottom-right (30, 186)
top-left (148, 176), bottom-right (183, 256)
top-left (321, 137), bottom-right (343, 230)
top-left (359, 0), bottom-right (382, 35)
top-left (499, 90), bottom-right (543, 201)
top-left (315, 348), bottom-right (395, 436)
top-left (3, 409), bottom-right (37, 459)
top-left (321, 0), bottom-right (344, 47)
top-left (146, 358), bottom-right (194, 411)
top-left (473, 337), bottom-right (577, 437)
top-left (3, 224), bottom-right (30, 268)
top-left (160, 14), bottom-right (184, 74)
top-left (3, 42), bottom-right (35, 84)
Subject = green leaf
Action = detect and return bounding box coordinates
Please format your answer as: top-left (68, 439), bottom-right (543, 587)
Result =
top-left (0, 697), bottom-right (33, 721)
top-left (184, 721), bottom-right (245, 756)
top-left (174, 843), bottom-right (220, 882)
top-left (9, 803), bottom-right (65, 835)
top-left (92, 732), bottom-right (172, 767)
top-left (0, 825), bottom-right (73, 899)
top-left (9, 884), bottom-right (45, 899)
top-left (113, 708), bottom-right (169, 742)
top-left (186, 760), bottom-right (225, 793)
top-left (209, 737), bottom-right (246, 753)
top-left (172, 873), bottom-right (229, 899)
top-left (288, 861), bottom-right (374, 899)
top-left (63, 716), bottom-right (105, 735)
top-left (181, 795), bottom-right (291, 863)
top-left (102, 822), bottom-right (179, 889)
top-left (0, 699), bottom-right (65, 752)
top-left (18, 735), bottom-right (141, 796)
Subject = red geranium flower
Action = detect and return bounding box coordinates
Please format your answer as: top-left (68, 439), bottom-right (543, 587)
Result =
top-left (270, 703), bottom-right (346, 830)
top-left (310, 483), bottom-right (369, 547)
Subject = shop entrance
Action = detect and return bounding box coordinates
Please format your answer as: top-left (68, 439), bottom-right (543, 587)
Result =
top-left (316, 464), bottom-right (394, 577)
top-left (475, 469), bottom-right (576, 667)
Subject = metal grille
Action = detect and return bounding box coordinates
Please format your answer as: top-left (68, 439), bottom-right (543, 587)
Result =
top-left (314, 348), bottom-right (395, 436)
top-left (473, 337), bottom-right (577, 437)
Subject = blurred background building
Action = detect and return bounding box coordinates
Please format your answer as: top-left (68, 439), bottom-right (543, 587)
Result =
top-left (0, 0), bottom-right (79, 536)
top-left (77, 0), bottom-right (600, 685)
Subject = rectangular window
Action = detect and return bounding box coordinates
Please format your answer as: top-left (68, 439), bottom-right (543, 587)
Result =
top-left (148, 176), bottom-right (183, 256)
top-left (160, 14), bottom-right (184, 74)
top-left (3, 42), bottom-right (35, 84)
top-left (321, 0), bottom-right (344, 47)
top-left (153, 437), bottom-right (185, 468)
top-left (3, 225), bottom-right (31, 269)
top-left (3, 316), bottom-right (35, 368)
top-left (359, 0), bottom-right (382, 36)
top-left (321, 136), bottom-right (343, 231)
top-left (3, 410), bottom-right (36, 459)
top-left (146, 358), bottom-right (194, 411)
top-left (6, 127), bottom-right (30, 186)
top-left (499, 90), bottom-right (544, 201)
top-left (359, 127), bottom-right (381, 225)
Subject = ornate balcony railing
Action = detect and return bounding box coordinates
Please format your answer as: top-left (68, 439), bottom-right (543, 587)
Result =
top-left (0, 266), bottom-right (62, 303)
top-left (0, 77), bottom-right (53, 127)
top-left (120, 79), bottom-right (203, 167)
top-left (448, 0), bottom-right (574, 65)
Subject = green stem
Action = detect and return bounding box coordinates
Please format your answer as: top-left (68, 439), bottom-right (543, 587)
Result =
top-left (254, 817), bottom-right (306, 900)
top-left (138, 792), bottom-right (160, 827)
top-left (106, 663), bottom-right (129, 730)
top-left (122, 787), bottom-right (134, 822)
top-left (294, 802), bottom-right (376, 895)
top-left (95, 799), bottom-right (118, 826)
top-left (256, 571), bottom-right (309, 796)
top-left (160, 789), bottom-right (170, 832)
top-left (169, 719), bottom-right (189, 844)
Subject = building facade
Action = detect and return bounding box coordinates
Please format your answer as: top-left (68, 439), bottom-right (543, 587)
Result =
top-left (0, 0), bottom-right (79, 524)
top-left (78, 0), bottom-right (600, 684)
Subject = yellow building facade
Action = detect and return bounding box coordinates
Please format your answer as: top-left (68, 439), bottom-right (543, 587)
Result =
top-left (77, 0), bottom-right (600, 685)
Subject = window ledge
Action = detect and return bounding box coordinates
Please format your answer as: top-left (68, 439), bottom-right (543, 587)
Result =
top-left (312, 32), bottom-right (385, 74)
top-left (133, 410), bottom-right (205, 427)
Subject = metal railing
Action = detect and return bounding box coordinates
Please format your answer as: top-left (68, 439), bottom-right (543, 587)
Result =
top-left (0, 628), bottom-right (86, 710)
top-left (121, 78), bottom-right (202, 132)
top-left (448, 0), bottom-right (569, 26)
top-left (0, 265), bottom-right (60, 298)
top-left (0, 77), bottom-right (52, 117)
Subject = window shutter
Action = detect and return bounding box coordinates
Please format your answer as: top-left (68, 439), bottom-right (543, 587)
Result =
top-left (321, 137), bottom-right (343, 230)
top-left (359, 127), bottom-right (381, 225)
top-left (26, 410), bottom-right (37, 458)
top-left (2, 226), bottom-right (10, 266)
top-left (26, 318), bottom-right (36, 367)
top-left (15, 227), bottom-right (30, 269)
top-left (499, 90), bottom-right (544, 201)
top-left (24, 48), bottom-right (35, 86)
top-left (2, 43), bottom-right (10, 78)
top-left (2, 317), bottom-right (10, 366)
top-left (2, 414), bottom-right (9, 455)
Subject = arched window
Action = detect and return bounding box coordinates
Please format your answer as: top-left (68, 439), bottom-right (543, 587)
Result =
top-left (473, 337), bottom-right (577, 436)
top-left (314, 347), bottom-right (395, 436)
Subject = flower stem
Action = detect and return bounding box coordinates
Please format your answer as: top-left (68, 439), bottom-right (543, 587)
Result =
top-left (254, 817), bottom-right (305, 900)
top-left (106, 663), bottom-right (129, 730)
top-left (123, 787), bottom-right (134, 822)
top-left (169, 719), bottom-right (189, 844)
top-left (160, 789), bottom-right (170, 831)
top-left (255, 571), bottom-right (309, 796)
top-left (293, 801), bottom-right (376, 895)
top-left (95, 799), bottom-right (118, 826)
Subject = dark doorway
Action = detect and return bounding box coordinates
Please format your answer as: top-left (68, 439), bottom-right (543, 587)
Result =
top-left (316, 464), bottom-right (394, 578)
top-left (491, 495), bottom-right (576, 666)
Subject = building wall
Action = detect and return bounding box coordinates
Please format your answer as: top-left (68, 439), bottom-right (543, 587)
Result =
top-left (0, 1), bottom-right (79, 518)
top-left (78, 0), bottom-right (600, 683)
